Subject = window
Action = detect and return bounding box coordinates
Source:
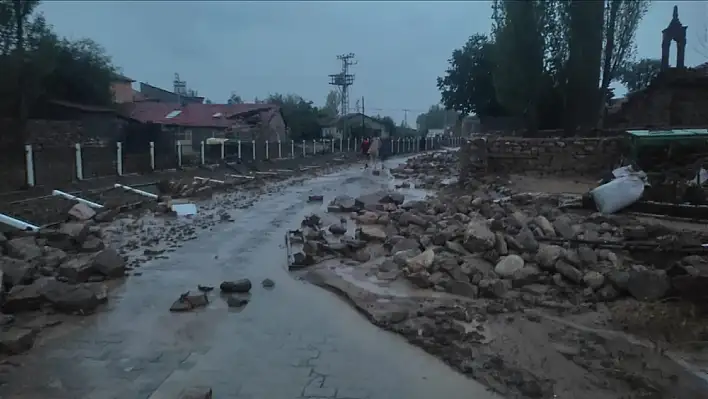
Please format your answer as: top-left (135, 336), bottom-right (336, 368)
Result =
top-left (165, 110), bottom-right (182, 119)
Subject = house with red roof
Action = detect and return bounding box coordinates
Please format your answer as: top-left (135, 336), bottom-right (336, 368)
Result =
top-left (119, 101), bottom-right (288, 153)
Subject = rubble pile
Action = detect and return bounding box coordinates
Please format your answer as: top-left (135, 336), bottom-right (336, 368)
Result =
top-left (0, 207), bottom-right (127, 355)
top-left (294, 189), bottom-right (708, 398)
top-left (390, 151), bottom-right (459, 189)
top-left (302, 191), bottom-right (708, 307)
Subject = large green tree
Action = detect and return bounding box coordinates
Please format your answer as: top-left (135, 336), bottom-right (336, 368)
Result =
top-left (617, 57), bottom-right (661, 93)
top-left (265, 93), bottom-right (324, 140)
top-left (565, 0), bottom-right (605, 131)
top-left (436, 33), bottom-right (506, 118)
top-left (491, 0), bottom-right (547, 132)
top-left (415, 105), bottom-right (459, 132)
top-left (227, 92), bottom-right (244, 104)
top-left (322, 89), bottom-right (340, 118)
top-left (0, 0), bottom-right (117, 164)
top-left (598, 0), bottom-right (651, 126)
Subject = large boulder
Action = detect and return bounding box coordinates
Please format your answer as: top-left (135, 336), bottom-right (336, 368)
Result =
top-left (92, 248), bottom-right (126, 278)
top-left (494, 255), bottom-right (525, 278)
top-left (0, 256), bottom-right (36, 287)
top-left (406, 248), bottom-right (435, 272)
top-left (462, 219), bottom-right (495, 253)
top-left (57, 255), bottom-right (95, 283)
top-left (329, 195), bottom-right (356, 212)
top-left (44, 282), bottom-right (108, 314)
top-left (358, 225), bottom-right (387, 242)
top-left (5, 237), bottom-right (42, 261)
top-left (627, 266), bottom-right (670, 301)
top-left (3, 278), bottom-right (107, 314)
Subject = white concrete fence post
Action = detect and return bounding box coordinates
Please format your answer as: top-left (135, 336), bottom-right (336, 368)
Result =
top-left (302, 140), bottom-right (306, 157)
top-left (237, 140), bottom-right (242, 160)
top-left (116, 142), bottom-right (123, 176)
top-left (312, 139), bottom-right (316, 155)
top-left (220, 141), bottom-right (225, 160)
top-left (200, 141), bottom-right (206, 165)
top-left (24, 144), bottom-right (35, 187)
top-left (347, 138), bottom-right (351, 152)
top-left (291, 140), bottom-right (295, 159)
top-left (74, 143), bottom-right (83, 180)
top-left (278, 140), bottom-right (282, 159)
top-left (177, 142), bottom-right (183, 167)
top-left (251, 140), bottom-right (256, 160)
top-left (149, 141), bottom-right (155, 170)
top-left (265, 140), bottom-right (270, 160)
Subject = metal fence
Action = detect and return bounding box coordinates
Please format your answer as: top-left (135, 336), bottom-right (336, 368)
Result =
top-left (12, 136), bottom-right (462, 190)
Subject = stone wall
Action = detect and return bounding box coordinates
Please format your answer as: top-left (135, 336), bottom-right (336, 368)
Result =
top-left (609, 68), bottom-right (708, 128)
top-left (460, 136), bottom-right (625, 179)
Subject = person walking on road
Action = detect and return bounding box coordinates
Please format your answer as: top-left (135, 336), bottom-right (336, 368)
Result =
top-left (361, 138), bottom-right (371, 168)
top-left (368, 136), bottom-right (382, 171)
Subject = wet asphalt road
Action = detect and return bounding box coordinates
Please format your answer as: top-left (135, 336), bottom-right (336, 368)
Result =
top-left (0, 158), bottom-right (499, 399)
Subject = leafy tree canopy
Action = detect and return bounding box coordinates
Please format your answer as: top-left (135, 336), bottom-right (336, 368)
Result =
top-left (617, 58), bottom-right (661, 93)
top-left (436, 33), bottom-right (507, 118)
top-left (415, 104), bottom-right (459, 132)
top-left (227, 92), bottom-right (243, 104)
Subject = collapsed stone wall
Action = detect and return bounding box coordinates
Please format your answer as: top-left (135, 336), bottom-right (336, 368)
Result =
top-left (460, 136), bottom-right (624, 179)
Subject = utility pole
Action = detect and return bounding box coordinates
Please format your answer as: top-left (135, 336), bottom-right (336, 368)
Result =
top-left (361, 96), bottom-right (365, 137)
top-left (328, 53), bottom-right (357, 116)
top-left (403, 109), bottom-right (410, 128)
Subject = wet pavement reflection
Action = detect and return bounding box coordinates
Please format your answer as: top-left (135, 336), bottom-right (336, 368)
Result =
top-left (0, 158), bottom-right (498, 399)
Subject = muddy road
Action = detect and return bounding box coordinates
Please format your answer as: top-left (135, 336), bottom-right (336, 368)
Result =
top-left (0, 158), bottom-right (498, 399)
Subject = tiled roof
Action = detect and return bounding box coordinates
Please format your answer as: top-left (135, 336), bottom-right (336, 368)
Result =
top-left (120, 102), bottom-right (279, 128)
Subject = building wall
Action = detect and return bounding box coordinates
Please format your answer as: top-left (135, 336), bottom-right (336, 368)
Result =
top-left (265, 111), bottom-right (287, 142)
top-left (111, 81), bottom-right (134, 103)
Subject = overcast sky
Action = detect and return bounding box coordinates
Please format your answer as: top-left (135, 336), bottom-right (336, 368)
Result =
top-left (40, 1), bottom-right (708, 124)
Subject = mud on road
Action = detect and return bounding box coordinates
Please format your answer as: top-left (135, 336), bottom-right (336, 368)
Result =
top-left (295, 152), bottom-right (708, 399)
top-left (0, 152), bottom-right (504, 399)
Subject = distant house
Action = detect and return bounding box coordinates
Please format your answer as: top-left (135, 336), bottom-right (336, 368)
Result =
top-left (110, 73), bottom-right (136, 104)
top-left (121, 102), bottom-right (288, 153)
top-left (426, 128), bottom-right (446, 138)
top-left (321, 113), bottom-right (390, 139)
top-left (139, 82), bottom-right (204, 104)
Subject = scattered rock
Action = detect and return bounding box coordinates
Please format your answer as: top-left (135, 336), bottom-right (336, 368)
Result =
top-left (226, 296), bottom-right (249, 308)
top-left (170, 291), bottom-right (209, 312)
top-left (494, 255), bottom-right (524, 278)
top-left (627, 266), bottom-right (670, 301)
top-left (68, 203), bottom-right (96, 221)
top-left (261, 278), bottom-right (275, 288)
top-left (0, 328), bottom-right (38, 355)
top-left (92, 248), bottom-right (126, 278)
top-left (220, 279), bottom-right (252, 293)
top-left (5, 237), bottom-right (42, 261)
top-left (358, 225), bottom-right (387, 242)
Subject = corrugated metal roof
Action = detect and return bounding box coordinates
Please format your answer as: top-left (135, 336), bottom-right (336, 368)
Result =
top-left (626, 129), bottom-right (708, 138)
top-left (121, 102), bottom-right (279, 128)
